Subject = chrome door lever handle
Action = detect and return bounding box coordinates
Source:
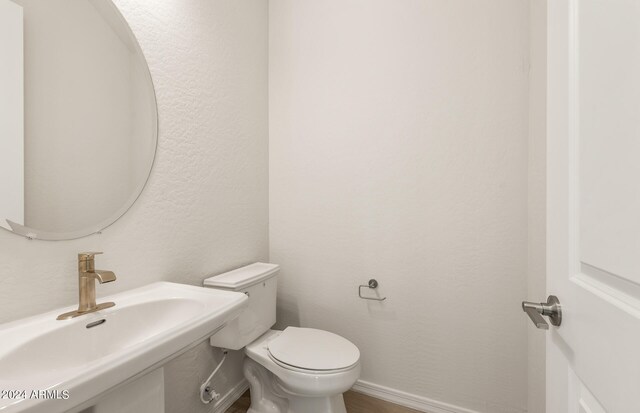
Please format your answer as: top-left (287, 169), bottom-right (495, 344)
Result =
top-left (522, 295), bottom-right (562, 329)
top-left (523, 304), bottom-right (549, 329)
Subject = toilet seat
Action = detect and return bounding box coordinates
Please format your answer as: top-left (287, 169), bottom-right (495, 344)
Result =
top-left (267, 327), bottom-right (360, 372)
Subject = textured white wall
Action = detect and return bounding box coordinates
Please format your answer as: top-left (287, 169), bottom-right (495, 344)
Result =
top-left (269, 1), bottom-right (529, 412)
top-left (527, 1), bottom-right (547, 412)
top-left (0, 1), bottom-right (268, 412)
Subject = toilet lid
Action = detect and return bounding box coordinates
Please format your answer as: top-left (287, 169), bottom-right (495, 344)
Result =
top-left (267, 327), bottom-right (360, 371)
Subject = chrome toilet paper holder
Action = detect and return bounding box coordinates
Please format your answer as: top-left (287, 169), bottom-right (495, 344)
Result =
top-left (358, 279), bottom-right (387, 301)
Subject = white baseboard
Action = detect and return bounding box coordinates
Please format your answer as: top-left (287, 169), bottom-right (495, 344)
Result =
top-left (351, 380), bottom-right (481, 413)
top-left (215, 379), bottom-right (249, 413)
top-left (214, 378), bottom-right (489, 413)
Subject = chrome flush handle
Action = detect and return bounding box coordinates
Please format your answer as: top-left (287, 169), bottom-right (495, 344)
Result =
top-left (522, 295), bottom-right (562, 330)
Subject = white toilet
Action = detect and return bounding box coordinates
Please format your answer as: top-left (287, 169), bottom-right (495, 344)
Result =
top-left (203, 263), bottom-right (361, 413)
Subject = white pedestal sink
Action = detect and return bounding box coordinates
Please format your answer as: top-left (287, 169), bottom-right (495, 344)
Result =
top-left (0, 282), bottom-right (248, 413)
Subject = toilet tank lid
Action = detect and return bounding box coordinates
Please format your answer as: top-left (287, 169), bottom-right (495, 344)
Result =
top-left (203, 262), bottom-right (280, 290)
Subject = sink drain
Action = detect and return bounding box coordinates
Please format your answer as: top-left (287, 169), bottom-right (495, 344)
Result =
top-left (86, 319), bottom-right (106, 329)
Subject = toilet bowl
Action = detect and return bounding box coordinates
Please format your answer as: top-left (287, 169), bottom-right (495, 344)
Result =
top-left (203, 263), bottom-right (361, 413)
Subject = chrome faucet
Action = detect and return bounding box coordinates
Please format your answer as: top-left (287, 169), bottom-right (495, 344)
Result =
top-left (57, 252), bottom-right (117, 320)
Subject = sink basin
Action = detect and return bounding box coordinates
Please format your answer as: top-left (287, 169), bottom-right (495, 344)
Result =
top-left (0, 282), bottom-right (248, 413)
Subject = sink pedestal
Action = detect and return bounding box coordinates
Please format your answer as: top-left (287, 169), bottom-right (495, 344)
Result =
top-left (80, 368), bottom-right (164, 413)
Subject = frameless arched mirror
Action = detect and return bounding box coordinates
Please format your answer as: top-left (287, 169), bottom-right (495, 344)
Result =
top-left (0, 0), bottom-right (157, 240)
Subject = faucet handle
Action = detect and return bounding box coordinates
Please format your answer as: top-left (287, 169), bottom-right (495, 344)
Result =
top-left (78, 252), bottom-right (103, 261)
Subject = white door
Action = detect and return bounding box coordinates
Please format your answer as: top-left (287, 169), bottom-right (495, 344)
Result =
top-left (546, 0), bottom-right (640, 411)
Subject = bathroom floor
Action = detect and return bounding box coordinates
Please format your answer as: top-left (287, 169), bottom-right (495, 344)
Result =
top-left (227, 390), bottom-right (422, 413)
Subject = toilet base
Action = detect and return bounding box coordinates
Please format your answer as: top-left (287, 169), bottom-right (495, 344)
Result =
top-left (243, 358), bottom-right (347, 413)
top-left (286, 394), bottom-right (347, 413)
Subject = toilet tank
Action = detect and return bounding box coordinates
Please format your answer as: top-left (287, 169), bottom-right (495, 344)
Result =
top-left (204, 263), bottom-right (279, 350)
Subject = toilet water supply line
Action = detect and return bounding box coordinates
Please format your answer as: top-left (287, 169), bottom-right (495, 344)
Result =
top-left (199, 349), bottom-right (228, 405)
